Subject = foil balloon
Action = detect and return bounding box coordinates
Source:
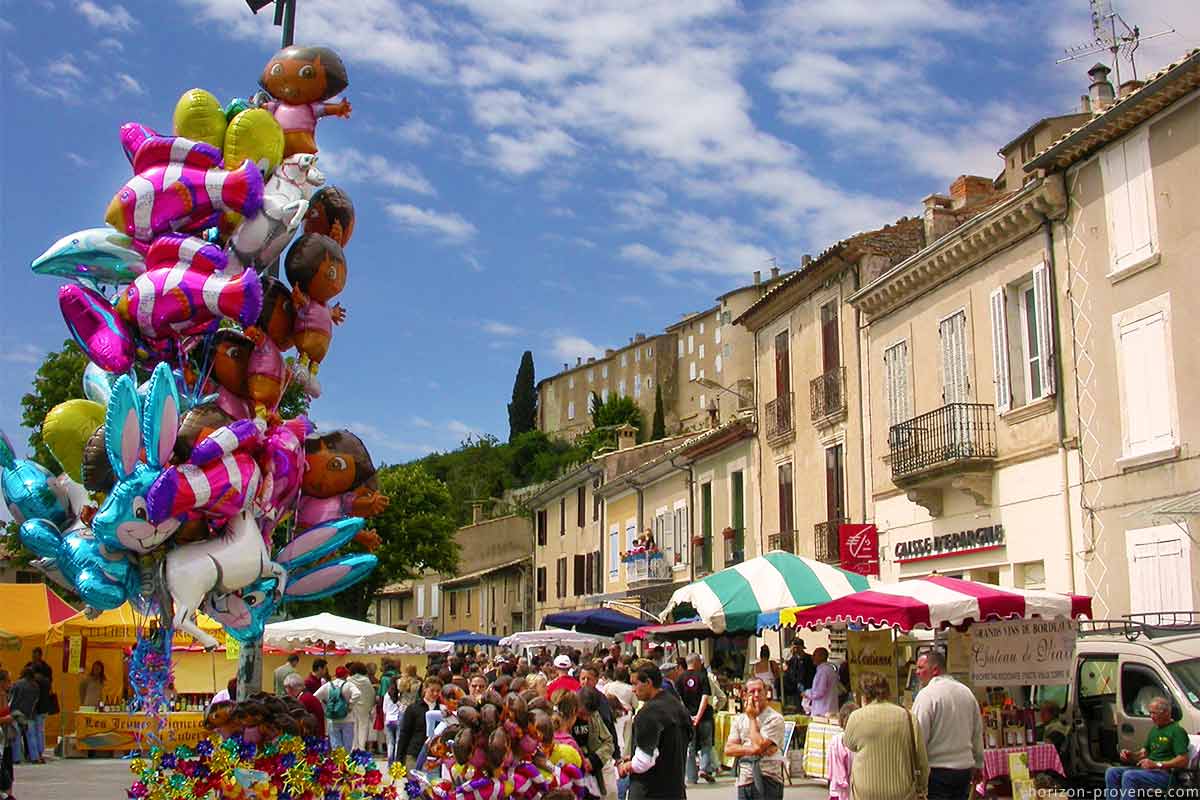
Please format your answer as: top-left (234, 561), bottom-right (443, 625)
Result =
top-left (42, 399), bottom-right (106, 484)
top-left (247, 278), bottom-right (295, 418)
top-left (59, 284), bottom-right (136, 374)
top-left (80, 425), bottom-right (114, 494)
top-left (303, 185), bottom-right (355, 246)
top-left (82, 362), bottom-right (118, 406)
top-left (297, 429), bottom-right (388, 528)
top-left (173, 88), bottom-right (227, 150)
top-left (0, 431), bottom-right (70, 526)
top-left (285, 233), bottom-right (347, 397)
top-left (31, 227), bottom-right (144, 286)
top-left (106, 124), bottom-right (264, 246)
top-left (222, 107), bottom-right (284, 173)
top-left (256, 416), bottom-right (311, 535)
top-left (226, 153), bottom-right (324, 272)
top-left (116, 234), bottom-right (263, 340)
top-left (207, 330), bottom-right (255, 420)
top-left (21, 519), bottom-right (138, 611)
top-left (258, 45), bottom-right (351, 157)
top-left (147, 417), bottom-right (262, 527)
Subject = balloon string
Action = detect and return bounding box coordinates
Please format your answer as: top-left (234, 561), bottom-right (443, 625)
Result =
top-left (192, 332), bottom-right (219, 407)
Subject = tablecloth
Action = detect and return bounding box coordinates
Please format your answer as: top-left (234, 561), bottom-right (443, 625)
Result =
top-left (978, 744), bottom-right (1065, 793)
top-left (714, 711), bottom-right (809, 768)
top-left (801, 716), bottom-right (841, 779)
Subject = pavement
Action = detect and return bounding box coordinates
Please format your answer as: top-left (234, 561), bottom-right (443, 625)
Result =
top-left (18, 754), bottom-right (832, 799)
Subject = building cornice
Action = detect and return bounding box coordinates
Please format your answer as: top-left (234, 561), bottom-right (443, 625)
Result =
top-left (848, 176), bottom-right (1066, 321)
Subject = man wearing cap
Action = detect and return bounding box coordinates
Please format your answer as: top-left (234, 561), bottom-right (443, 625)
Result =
top-left (678, 653), bottom-right (717, 784)
top-left (547, 654), bottom-right (581, 696)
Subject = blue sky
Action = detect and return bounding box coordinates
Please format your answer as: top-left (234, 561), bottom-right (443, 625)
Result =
top-left (1, 0), bottom-right (1197, 467)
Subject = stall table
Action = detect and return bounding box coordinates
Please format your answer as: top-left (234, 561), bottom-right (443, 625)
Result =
top-left (75, 710), bottom-right (208, 752)
top-left (714, 710), bottom-right (809, 769)
top-left (977, 744), bottom-right (1065, 794)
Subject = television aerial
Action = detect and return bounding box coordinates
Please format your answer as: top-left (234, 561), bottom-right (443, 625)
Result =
top-left (1056, 0), bottom-right (1175, 85)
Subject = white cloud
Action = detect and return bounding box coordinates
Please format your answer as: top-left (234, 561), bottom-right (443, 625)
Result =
top-left (312, 418), bottom-right (435, 458)
top-left (482, 320), bottom-right (521, 336)
top-left (411, 416), bottom-right (433, 429)
top-left (320, 147), bottom-right (435, 195)
top-left (621, 212), bottom-right (775, 277)
top-left (0, 343), bottom-right (44, 365)
top-left (65, 152), bottom-right (92, 167)
top-left (394, 117), bottom-right (437, 145)
top-left (550, 335), bottom-right (607, 363)
top-left (446, 419), bottom-right (480, 438)
top-left (0, 17), bottom-right (14, 34)
top-left (75, 1), bottom-right (137, 32)
top-left (385, 204), bottom-right (477, 243)
top-left (114, 72), bottom-right (144, 96)
top-left (486, 128), bottom-right (577, 175)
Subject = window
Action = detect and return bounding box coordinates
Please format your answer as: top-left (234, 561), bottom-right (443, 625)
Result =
top-left (654, 508), bottom-right (673, 564)
top-left (560, 498), bottom-right (566, 535)
top-left (774, 330), bottom-right (790, 396)
top-left (646, 376), bottom-right (653, 389)
top-left (1099, 128), bottom-right (1157, 276)
top-left (699, 482), bottom-right (713, 573)
top-left (593, 549), bottom-right (602, 592)
top-left (431, 583), bottom-right (440, 616)
top-left (587, 393), bottom-right (598, 414)
top-left (715, 355), bottom-right (723, 374)
top-left (715, 326), bottom-right (722, 345)
top-left (672, 502), bottom-right (688, 566)
top-left (730, 470), bottom-right (745, 542)
top-left (602, 388), bottom-right (609, 402)
top-left (594, 490), bottom-right (601, 522)
top-left (584, 552), bottom-right (596, 594)
top-left (536, 566), bottom-right (547, 603)
top-left (990, 266), bottom-right (1054, 412)
top-left (556, 557), bottom-right (567, 598)
top-left (825, 444), bottom-right (845, 522)
top-left (567, 401), bottom-right (575, 420)
top-left (621, 353), bottom-right (627, 367)
top-left (678, 339), bottom-right (684, 357)
top-left (646, 346), bottom-right (652, 359)
top-left (723, 310), bottom-right (732, 325)
top-left (688, 335), bottom-right (694, 354)
top-left (568, 376), bottom-right (574, 389)
top-left (608, 525), bottom-right (620, 577)
top-left (466, 588), bottom-right (472, 615)
top-left (884, 340), bottom-right (912, 428)
top-left (587, 369), bottom-right (593, 383)
top-left (1122, 664), bottom-right (1169, 717)
top-left (689, 362), bottom-right (696, 381)
top-left (723, 344), bottom-right (732, 358)
top-left (699, 344), bottom-right (705, 359)
top-left (416, 585), bottom-right (425, 617)
top-left (820, 300), bottom-right (840, 372)
top-left (574, 554), bottom-right (586, 595)
top-left (939, 310), bottom-right (969, 404)
top-left (1017, 561), bottom-right (1045, 590)
top-left (625, 520), bottom-right (636, 553)
top-left (699, 393), bottom-right (708, 411)
top-left (449, 591), bottom-right (457, 617)
top-left (699, 321), bottom-right (705, 335)
top-left (602, 365), bottom-right (608, 379)
top-left (577, 486), bottom-right (586, 528)
top-left (1078, 656), bottom-right (1117, 701)
top-left (618, 380), bottom-right (626, 396)
top-left (1126, 525), bottom-right (1192, 614)
top-left (1115, 295), bottom-right (1176, 459)
top-left (699, 369), bottom-right (705, 380)
top-left (634, 374), bottom-right (642, 398)
top-left (635, 349), bottom-right (640, 363)
top-left (778, 462), bottom-right (794, 533)
top-left (536, 509), bottom-right (547, 546)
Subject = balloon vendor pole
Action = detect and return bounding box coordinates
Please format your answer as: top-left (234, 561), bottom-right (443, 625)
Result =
top-left (236, 635), bottom-right (263, 701)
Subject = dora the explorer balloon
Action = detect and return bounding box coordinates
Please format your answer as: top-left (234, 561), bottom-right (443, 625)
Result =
top-left (297, 430), bottom-right (388, 530)
top-left (303, 185), bottom-right (355, 246)
top-left (245, 278), bottom-right (295, 418)
top-left (284, 234), bottom-right (344, 398)
top-left (258, 45), bottom-right (350, 158)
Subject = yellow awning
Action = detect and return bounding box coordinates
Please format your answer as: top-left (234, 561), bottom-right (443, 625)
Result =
top-left (46, 604), bottom-right (225, 647)
top-left (0, 584), bottom-right (77, 640)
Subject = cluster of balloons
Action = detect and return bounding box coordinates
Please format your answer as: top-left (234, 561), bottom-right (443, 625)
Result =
top-left (6, 44), bottom-right (386, 649)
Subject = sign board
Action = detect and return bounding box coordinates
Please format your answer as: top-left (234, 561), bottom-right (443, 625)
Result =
top-left (894, 524), bottom-right (1005, 563)
top-left (944, 628), bottom-right (971, 675)
top-left (847, 628), bottom-right (895, 699)
top-left (839, 524), bottom-right (880, 576)
top-left (75, 711), bottom-right (208, 751)
top-left (967, 619), bottom-right (1076, 684)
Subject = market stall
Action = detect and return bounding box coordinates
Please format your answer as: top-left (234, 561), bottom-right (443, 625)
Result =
top-left (263, 612), bottom-right (428, 653)
top-left (541, 607), bottom-right (643, 636)
top-left (498, 628), bottom-right (614, 651)
top-left (433, 630), bottom-right (501, 648)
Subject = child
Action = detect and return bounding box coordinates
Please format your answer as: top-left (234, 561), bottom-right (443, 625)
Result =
top-left (258, 45), bottom-right (351, 157)
top-left (383, 680), bottom-right (403, 766)
top-left (827, 701), bottom-right (858, 800)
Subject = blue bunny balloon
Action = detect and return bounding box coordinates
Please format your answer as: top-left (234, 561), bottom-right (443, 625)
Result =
top-left (0, 431), bottom-right (70, 527)
top-left (21, 519), bottom-right (138, 611)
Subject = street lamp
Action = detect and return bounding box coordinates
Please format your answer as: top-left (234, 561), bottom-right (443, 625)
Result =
top-left (246, 0), bottom-right (297, 48)
top-left (691, 376), bottom-right (751, 406)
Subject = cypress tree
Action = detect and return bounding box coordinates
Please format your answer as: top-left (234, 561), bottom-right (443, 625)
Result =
top-left (507, 350), bottom-right (537, 441)
top-left (651, 384), bottom-right (666, 440)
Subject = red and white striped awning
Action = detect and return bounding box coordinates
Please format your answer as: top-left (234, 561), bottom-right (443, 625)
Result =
top-left (775, 575), bottom-right (1092, 632)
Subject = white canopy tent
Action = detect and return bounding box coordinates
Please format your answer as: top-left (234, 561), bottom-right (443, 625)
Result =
top-left (264, 612), bottom-right (428, 653)
top-left (498, 628), bottom-right (614, 651)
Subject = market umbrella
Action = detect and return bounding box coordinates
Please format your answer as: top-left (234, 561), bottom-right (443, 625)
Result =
top-left (433, 630), bottom-right (501, 647)
top-left (623, 617), bottom-right (713, 644)
top-left (263, 613), bottom-right (427, 653)
top-left (541, 607), bottom-right (643, 636)
top-left (661, 552), bottom-right (872, 634)
top-left (499, 628), bottom-right (614, 650)
top-left (772, 575), bottom-right (1093, 632)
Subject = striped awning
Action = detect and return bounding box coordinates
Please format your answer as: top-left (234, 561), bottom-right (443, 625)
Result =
top-left (774, 575), bottom-right (1092, 632)
top-left (661, 552), bottom-right (872, 634)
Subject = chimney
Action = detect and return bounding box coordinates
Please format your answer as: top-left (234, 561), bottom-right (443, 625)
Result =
top-left (471, 501), bottom-right (485, 525)
top-left (949, 175), bottom-right (994, 209)
top-left (604, 348), bottom-right (615, 357)
top-left (615, 423), bottom-right (637, 451)
top-left (635, 333), bottom-right (646, 342)
top-left (801, 254), bottom-right (813, 267)
top-left (1088, 63), bottom-right (1115, 113)
top-left (1118, 79), bottom-right (1144, 98)
top-left (576, 357), bottom-right (582, 367)
top-left (922, 193), bottom-right (955, 242)
top-left (753, 270), bottom-right (761, 285)
top-left (770, 266), bottom-right (780, 280)
top-left (1080, 94), bottom-right (1091, 114)
top-left (563, 363), bottom-right (569, 371)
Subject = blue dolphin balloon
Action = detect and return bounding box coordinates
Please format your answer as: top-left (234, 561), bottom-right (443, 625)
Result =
top-left (32, 227), bottom-right (144, 286)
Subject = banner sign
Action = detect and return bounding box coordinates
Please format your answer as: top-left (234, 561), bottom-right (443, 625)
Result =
top-left (67, 634), bottom-right (84, 674)
top-left (894, 524), bottom-right (1005, 563)
top-left (967, 619), bottom-right (1076, 684)
top-left (839, 524), bottom-right (880, 576)
top-left (75, 711), bottom-right (207, 751)
top-left (847, 628), bottom-right (895, 699)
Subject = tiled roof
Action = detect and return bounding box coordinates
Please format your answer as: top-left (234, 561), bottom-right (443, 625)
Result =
top-left (1026, 49), bottom-right (1200, 172)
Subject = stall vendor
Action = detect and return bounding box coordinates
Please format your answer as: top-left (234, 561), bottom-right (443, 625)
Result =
top-left (1037, 700), bottom-right (1071, 760)
top-left (1105, 697), bottom-right (1190, 796)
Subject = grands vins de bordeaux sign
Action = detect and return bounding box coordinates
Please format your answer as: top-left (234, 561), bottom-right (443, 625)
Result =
top-left (894, 524), bottom-right (1005, 563)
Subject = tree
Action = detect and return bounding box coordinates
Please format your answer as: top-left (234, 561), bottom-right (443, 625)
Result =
top-left (576, 394), bottom-right (644, 455)
top-left (507, 351), bottom-right (537, 442)
top-left (20, 340), bottom-right (89, 474)
top-left (298, 462), bottom-right (459, 620)
top-left (651, 384), bottom-right (666, 441)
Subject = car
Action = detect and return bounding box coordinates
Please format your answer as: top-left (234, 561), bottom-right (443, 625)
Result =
top-left (1033, 612), bottom-right (1200, 786)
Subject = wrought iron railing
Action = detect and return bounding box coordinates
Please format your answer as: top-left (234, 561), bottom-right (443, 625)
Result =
top-left (765, 392), bottom-right (794, 443)
top-left (888, 403), bottom-right (997, 480)
top-left (814, 519), bottom-right (846, 564)
top-left (625, 551), bottom-right (671, 584)
top-left (810, 367), bottom-right (846, 421)
top-left (767, 530), bottom-right (796, 554)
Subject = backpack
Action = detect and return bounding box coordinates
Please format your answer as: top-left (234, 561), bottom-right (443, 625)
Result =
top-left (324, 680), bottom-right (350, 721)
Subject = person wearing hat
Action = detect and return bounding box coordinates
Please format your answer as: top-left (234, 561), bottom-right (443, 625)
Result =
top-left (679, 653), bottom-right (717, 784)
top-left (547, 654), bottom-right (582, 696)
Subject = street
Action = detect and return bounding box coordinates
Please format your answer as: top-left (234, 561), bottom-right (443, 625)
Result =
top-left (18, 756), bottom-right (832, 799)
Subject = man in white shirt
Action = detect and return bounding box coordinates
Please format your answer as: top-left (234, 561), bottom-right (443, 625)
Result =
top-left (724, 677), bottom-right (786, 800)
top-left (911, 650), bottom-right (983, 800)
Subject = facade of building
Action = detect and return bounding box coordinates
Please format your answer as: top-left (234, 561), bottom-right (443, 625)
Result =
top-left (1027, 52), bottom-right (1200, 617)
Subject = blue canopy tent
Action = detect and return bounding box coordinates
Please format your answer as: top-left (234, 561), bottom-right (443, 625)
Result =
top-left (541, 607), bottom-right (642, 636)
top-left (433, 630), bottom-right (501, 647)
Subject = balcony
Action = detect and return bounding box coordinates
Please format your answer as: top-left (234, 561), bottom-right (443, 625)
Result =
top-left (888, 403), bottom-right (997, 516)
top-left (624, 551), bottom-right (671, 587)
top-left (814, 519), bottom-right (846, 565)
top-left (765, 392), bottom-right (795, 445)
top-left (767, 530), bottom-right (796, 555)
top-left (810, 367), bottom-right (847, 426)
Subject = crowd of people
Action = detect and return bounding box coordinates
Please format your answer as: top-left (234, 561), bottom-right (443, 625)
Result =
top-left (0, 646), bottom-right (57, 799)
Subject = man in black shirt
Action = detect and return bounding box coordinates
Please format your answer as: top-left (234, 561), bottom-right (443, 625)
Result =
top-left (618, 661), bottom-right (692, 800)
top-left (783, 640), bottom-right (814, 712)
top-left (677, 653), bottom-right (716, 784)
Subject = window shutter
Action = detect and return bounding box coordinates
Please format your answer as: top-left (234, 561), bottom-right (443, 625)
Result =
top-left (1032, 264), bottom-right (1055, 395)
top-left (989, 287), bottom-right (1011, 412)
top-left (940, 312), bottom-right (969, 404)
top-left (662, 511), bottom-right (674, 565)
top-left (899, 341), bottom-right (911, 422)
top-left (1122, 130), bottom-right (1156, 266)
top-left (1100, 142), bottom-right (1134, 268)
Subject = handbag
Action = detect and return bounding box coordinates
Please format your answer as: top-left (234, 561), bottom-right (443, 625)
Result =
top-left (905, 709), bottom-right (927, 800)
top-left (47, 692), bottom-right (61, 716)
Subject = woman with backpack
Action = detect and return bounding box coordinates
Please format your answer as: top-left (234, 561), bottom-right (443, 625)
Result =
top-left (314, 666), bottom-right (361, 751)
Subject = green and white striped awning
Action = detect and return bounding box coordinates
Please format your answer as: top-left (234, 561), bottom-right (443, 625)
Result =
top-left (662, 552), bottom-right (872, 634)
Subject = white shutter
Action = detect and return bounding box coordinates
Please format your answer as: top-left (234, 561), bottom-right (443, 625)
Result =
top-left (417, 585), bottom-right (425, 617)
top-left (1119, 312), bottom-right (1173, 455)
top-left (626, 521), bottom-right (636, 552)
top-left (1126, 526), bottom-right (1192, 614)
top-left (1032, 264), bottom-right (1055, 395)
top-left (1122, 130), bottom-right (1156, 268)
top-left (609, 525), bottom-right (619, 575)
top-left (431, 583), bottom-right (440, 615)
top-left (1100, 143), bottom-right (1134, 268)
top-left (940, 312), bottom-right (969, 404)
top-left (661, 510), bottom-right (674, 565)
top-left (989, 288), bottom-right (1011, 412)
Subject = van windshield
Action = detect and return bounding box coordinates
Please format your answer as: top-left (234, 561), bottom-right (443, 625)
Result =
top-left (1168, 658), bottom-right (1200, 708)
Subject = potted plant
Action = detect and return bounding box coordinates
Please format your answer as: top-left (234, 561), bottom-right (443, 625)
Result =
top-left (692, 534), bottom-right (705, 546)
top-left (721, 526), bottom-right (737, 541)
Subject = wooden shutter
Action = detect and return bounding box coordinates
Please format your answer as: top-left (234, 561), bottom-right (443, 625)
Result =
top-left (560, 498), bottom-right (565, 535)
top-left (1126, 527), bottom-right (1191, 614)
top-left (825, 445), bottom-right (845, 521)
top-left (1122, 130), bottom-right (1156, 267)
top-left (821, 302), bottom-right (840, 372)
top-left (583, 553), bottom-right (594, 594)
top-left (573, 554), bottom-right (585, 595)
top-left (593, 550), bottom-right (602, 593)
top-left (577, 486), bottom-right (586, 528)
top-left (1101, 142), bottom-right (1134, 268)
top-left (661, 510), bottom-right (675, 565)
top-left (537, 510), bottom-right (547, 546)
top-left (1032, 264), bottom-right (1055, 396)
top-left (940, 311), bottom-right (969, 404)
top-left (1120, 312), bottom-right (1173, 455)
top-left (884, 341), bottom-right (911, 427)
top-left (537, 567), bottom-right (547, 603)
top-left (774, 330), bottom-right (790, 396)
top-left (778, 462), bottom-right (794, 533)
top-left (989, 288), bottom-right (1011, 412)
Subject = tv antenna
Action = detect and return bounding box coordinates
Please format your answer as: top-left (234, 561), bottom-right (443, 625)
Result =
top-left (1056, 0), bottom-right (1174, 85)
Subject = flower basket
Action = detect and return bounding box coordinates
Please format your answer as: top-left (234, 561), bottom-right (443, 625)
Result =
top-left (721, 527), bottom-right (737, 541)
top-left (691, 535), bottom-right (705, 546)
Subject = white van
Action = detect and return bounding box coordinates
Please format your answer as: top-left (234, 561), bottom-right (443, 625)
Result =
top-left (1034, 614), bottom-right (1200, 785)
